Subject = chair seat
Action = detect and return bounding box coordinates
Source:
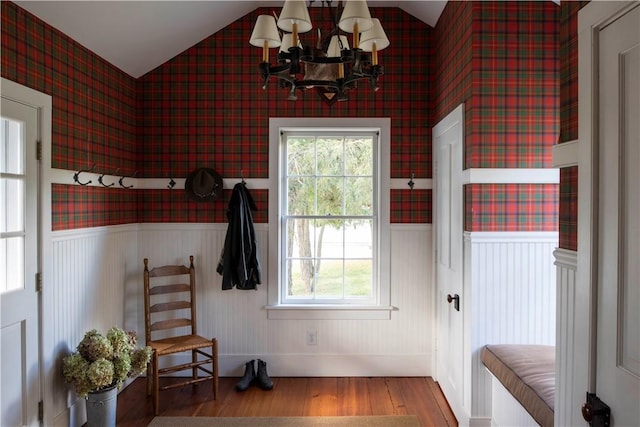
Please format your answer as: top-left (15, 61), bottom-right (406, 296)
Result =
top-left (149, 334), bottom-right (213, 355)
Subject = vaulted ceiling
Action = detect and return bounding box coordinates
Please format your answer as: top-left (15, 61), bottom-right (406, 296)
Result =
top-left (15, 1), bottom-right (447, 78)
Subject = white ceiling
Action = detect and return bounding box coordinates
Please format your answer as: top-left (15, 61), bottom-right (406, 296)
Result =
top-left (15, 1), bottom-right (447, 78)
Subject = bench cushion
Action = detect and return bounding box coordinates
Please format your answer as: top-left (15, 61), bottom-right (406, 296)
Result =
top-left (481, 344), bottom-right (555, 427)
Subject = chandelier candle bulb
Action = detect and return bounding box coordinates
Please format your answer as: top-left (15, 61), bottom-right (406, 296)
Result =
top-left (249, 15), bottom-right (281, 63)
top-left (359, 18), bottom-right (389, 66)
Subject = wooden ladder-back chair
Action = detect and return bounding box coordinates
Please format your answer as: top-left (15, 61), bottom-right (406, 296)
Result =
top-left (143, 256), bottom-right (218, 415)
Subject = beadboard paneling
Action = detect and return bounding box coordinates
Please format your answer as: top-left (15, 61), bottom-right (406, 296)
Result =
top-left (49, 224), bottom-right (139, 426)
top-left (464, 231), bottom-right (558, 418)
top-left (138, 223), bottom-right (434, 377)
top-left (554, 248), bottom-right (578, 427)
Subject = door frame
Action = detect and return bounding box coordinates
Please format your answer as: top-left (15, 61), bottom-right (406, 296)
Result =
top-left (576, 0), bottom-right (639, 419)
top-left (1, 78), bottom-right (53, 424)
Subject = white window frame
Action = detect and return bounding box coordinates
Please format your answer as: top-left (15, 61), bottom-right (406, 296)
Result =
top-left (267, 118), bottom-right (392, 320)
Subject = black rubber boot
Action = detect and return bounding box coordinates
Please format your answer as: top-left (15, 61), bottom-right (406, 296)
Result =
top-left (256, 359), bottom-right (273, 390)
top-left (235, 360), bottom-right (255, 392)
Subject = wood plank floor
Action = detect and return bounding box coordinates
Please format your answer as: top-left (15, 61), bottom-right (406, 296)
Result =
top-left (115, 377), bottom-right (457, 427)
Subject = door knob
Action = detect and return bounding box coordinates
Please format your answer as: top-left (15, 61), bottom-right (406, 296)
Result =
top-left (447, 294), bottom-right (460, 311)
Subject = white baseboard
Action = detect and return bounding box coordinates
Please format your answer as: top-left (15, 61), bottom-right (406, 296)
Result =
top-left (159, 353), bottom-right (433, 378)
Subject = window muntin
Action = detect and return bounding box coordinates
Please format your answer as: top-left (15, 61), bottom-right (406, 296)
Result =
top-left (281, 130), bottom-right (378, 305)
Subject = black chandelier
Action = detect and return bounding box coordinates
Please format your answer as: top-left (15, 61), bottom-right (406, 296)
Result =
top-left (250, 0), bottom-right (389, 102)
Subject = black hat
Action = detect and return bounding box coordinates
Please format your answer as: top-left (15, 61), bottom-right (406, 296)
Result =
top-left (184, 168), bottom-right (223, 202)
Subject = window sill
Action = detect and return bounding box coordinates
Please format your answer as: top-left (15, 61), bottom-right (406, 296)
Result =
top-left (265, 304), bottom-right (396, 320)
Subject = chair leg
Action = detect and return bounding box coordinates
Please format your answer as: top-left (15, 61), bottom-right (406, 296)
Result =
top-left (192, 349), bottom-right (198, 380)
top-left (146, 358), bottom-right (152, 397)
top-left (212, 338), bottom-right (219, 399)
top-left (153, 350), bottom-right (160, 416)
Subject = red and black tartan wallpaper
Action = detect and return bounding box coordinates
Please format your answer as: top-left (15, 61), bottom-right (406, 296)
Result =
top-left (1, 2), bottom-right (138, 230)
top-left (3, 1), bottom-right (569, 234)
top-left (557, 1), bottom-right (589, 251)
top-left (436, 1), bottom-right (559, 232)
top-left (137, 6), bottom-right (433, 224)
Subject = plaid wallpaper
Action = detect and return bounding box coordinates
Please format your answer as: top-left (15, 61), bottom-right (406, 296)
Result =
top-left (4, 2), bottom-right (568, 231)
top-left (434, 1), bottom-right (474, 136)
top-left (137, 7), bottom-right (434, 224)
top-left (2, 2), bottom-right (138, 230)
top-left (390, 190), bottom-right (432, 224)
top-left (51, 184), bottom-right (137, 231)
top-left (468, 1), bottom-right (558, 169)
top-left (465, 183), bottom-right (558, 232)
top-left (559, 1), bottom-right (589, 143)
top-left (558, 166), bottom-right (577, 250)
top-left (557, 2), bottom-right (587, 251)
top-left (1, 2), bottom-right (137, 174)
top-left (137, 189), bottom-right (268, 224)
top-left (436, 1), bottom-right (559, 231)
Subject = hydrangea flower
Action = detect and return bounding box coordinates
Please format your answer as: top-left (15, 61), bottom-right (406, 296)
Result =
top-left (62, 327), bottom-right (152, 398)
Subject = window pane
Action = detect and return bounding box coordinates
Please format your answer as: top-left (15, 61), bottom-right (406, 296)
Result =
top-left (287, 177), bottom-right (315, 215)
top-left (316, 137), bottom-right (343, 176)
top-left (317, 177), bottom-right (343, 215)
top-left (288, 257), bottom-right (314, 298)
top-left (1, 178), bottom-right (24, 233)
top-left (345, 177), bottom-right (372, 216)
top-left (317, 219), bottom-right (343, 258)
top-left (315, 259), bottom-right (343, 299)
top-left (287, 136), bottom-right (315, 176)
top-left (288, 218), bottom-right (317, 258)
top-left (281, 128), bottom-right (378, 305)
top-left (345, 137), bottom-right (372, 176)
top-left (345, 220), bottom-right (373, 258)
top-left (1, 118), bottom-right (24, 175)
top-left (345, 259), bottom-right (373, 298)
top-left (1, 236), bottom-right (24, 293)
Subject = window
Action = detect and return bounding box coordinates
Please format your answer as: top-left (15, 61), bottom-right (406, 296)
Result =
top-left (283, 130), bottom-right (377, 304)
top-left (268, 118), bottom-right (391, 319)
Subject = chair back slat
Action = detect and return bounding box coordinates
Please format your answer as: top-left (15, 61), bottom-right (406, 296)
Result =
top-left (149, 284), bottom-right (190, 295)
top-left (150, 318), bottom-right (192, 332)
top-left (143, 256), bottom-right (198, 344)
top-left (149, 265), bottom-right (190, 277)
top-left (150, 300), bottom-right (191, 313)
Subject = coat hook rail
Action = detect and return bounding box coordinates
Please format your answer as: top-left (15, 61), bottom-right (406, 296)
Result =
top-left (119, 171), bottom-right (137, 189)
top-left (408, 173), bottom-right (415, 190)
top-left (73, 164), bottom-right (96, 186)
top-left (98, 168), bottom-right (117, 187)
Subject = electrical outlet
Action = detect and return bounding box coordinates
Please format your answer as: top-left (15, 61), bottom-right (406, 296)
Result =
top-left (306, 330), bottom-right (317, 346)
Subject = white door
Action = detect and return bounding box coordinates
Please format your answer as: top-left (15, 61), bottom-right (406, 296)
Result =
top-left (433, 104), bottom-right (465, 417)
top-left (595, 4), bottom-right (640, 426)
top-left (1, 97), bottom-right (40, 426)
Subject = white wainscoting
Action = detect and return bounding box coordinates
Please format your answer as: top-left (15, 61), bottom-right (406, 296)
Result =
top-left (553, 248), bottom-right (578, 427)
top-left (137, 223), bottom-right (434, 377)
top-left (463, 231), bottom-right (558, 422)
top-left (48, 224), bottom-right (139, 427)
top-left (49, 222), bottom-right (435, 423)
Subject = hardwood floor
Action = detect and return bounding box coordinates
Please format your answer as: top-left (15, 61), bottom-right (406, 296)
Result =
top-left (115, 377), bottom-right (457, 426)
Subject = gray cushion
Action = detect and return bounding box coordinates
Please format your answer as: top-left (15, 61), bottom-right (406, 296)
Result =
top-left (481, 344), bottom-right (555, 427)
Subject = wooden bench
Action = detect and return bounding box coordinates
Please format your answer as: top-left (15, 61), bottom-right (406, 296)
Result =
top-left (481, 344), bottom-right (555, 427)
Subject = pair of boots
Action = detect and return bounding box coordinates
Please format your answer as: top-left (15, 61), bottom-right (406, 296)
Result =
top-left (235, 359), bottom-right (273, 391)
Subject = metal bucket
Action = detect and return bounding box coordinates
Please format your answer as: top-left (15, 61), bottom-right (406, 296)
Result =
top-left (86, 385), bottom-right (117, 427)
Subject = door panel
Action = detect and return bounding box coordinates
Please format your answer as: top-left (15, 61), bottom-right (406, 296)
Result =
top-left (596, 5), bottom-right (640, 426)
top-left (1, 97), bottom-right (40, 426)
top-left (434, 105), bottom-right (464, 415)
